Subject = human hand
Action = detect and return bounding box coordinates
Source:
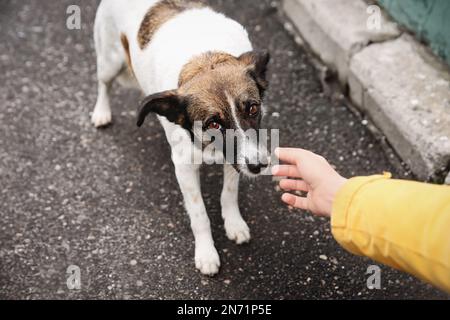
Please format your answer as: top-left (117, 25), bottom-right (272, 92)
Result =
top-left (272, 148), bottom-right (347, 217)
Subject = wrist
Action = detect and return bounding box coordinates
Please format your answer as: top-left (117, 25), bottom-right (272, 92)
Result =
top-left (329, 176), bottom-right (348, 217)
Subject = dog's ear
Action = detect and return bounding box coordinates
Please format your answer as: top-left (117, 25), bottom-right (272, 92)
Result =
top-left (137, 90), bottom-right (191, 129)
top-left (239, 51), bottom-right (271, 94)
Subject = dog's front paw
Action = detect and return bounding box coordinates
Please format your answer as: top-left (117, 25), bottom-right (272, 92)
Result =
top-left (225, 218), bottom-right (251, 245)
top-left (91, 108), bottom-right (112, 128)
top-left (195, 245), bottom-right (220, 276)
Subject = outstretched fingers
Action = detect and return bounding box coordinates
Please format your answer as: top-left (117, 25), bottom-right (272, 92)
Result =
top-left (275, 148), bottom-right (310, 166)
top-left (279, 179), bottom-right (309, 192)
top-left (281, 193), bottom-right (309, 211)
top-left (272, 165), bottom-right (302, 178)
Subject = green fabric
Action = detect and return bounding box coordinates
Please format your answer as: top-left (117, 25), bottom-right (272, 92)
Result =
top-left (379, 0), bottom-right (450, 66)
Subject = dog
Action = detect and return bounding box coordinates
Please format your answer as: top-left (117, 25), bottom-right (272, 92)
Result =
top-left (92, 0), bottom-right (271, 275)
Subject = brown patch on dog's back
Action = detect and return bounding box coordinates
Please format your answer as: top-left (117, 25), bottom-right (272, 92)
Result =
top-left (120, 33), bottom-right (135, 77)
top-left (138, 0), bottom-right (206, 49)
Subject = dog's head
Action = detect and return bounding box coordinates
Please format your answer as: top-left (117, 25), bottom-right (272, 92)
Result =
top-left (137, 51), bottom-right (271, 176)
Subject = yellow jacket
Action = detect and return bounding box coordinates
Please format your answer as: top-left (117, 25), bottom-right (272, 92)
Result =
top-left (332, 174), bottom-right (450, 293)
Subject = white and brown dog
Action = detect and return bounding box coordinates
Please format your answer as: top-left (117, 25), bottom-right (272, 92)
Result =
top-left (92, 0), bottom-right (271, 275)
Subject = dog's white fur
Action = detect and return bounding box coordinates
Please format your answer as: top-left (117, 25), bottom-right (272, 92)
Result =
top-left (93, 0), bottom-right (257, 275)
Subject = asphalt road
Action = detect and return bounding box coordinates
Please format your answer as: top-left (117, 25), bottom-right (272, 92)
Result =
top-left (0, 0), bottom-right (447, 299)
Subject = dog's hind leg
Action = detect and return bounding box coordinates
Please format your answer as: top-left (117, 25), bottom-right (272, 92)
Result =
top-left (91, 6), bottom-right (125, 128)
top-left (221, 164), bottom-right (251, 244)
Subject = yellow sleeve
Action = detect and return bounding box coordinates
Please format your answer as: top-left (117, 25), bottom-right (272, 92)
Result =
top-left (331, 173), bottom-right (450, 293)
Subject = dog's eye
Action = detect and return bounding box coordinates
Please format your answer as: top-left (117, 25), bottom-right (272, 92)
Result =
top-left (248, 103), bottom-right (260, 117)
top-left (207, 121), bottom-right (222, 131)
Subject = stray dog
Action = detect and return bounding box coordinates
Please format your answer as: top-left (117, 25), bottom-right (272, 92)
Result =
top-left (93, 0), bottom-right (271, 275)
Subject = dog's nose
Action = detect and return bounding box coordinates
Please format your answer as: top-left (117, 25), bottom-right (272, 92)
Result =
top-left (245, 158), bottom-right (268, 174)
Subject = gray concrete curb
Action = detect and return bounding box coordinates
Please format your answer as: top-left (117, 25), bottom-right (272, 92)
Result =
top-left (283, 0), bottom-right (450, 182)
